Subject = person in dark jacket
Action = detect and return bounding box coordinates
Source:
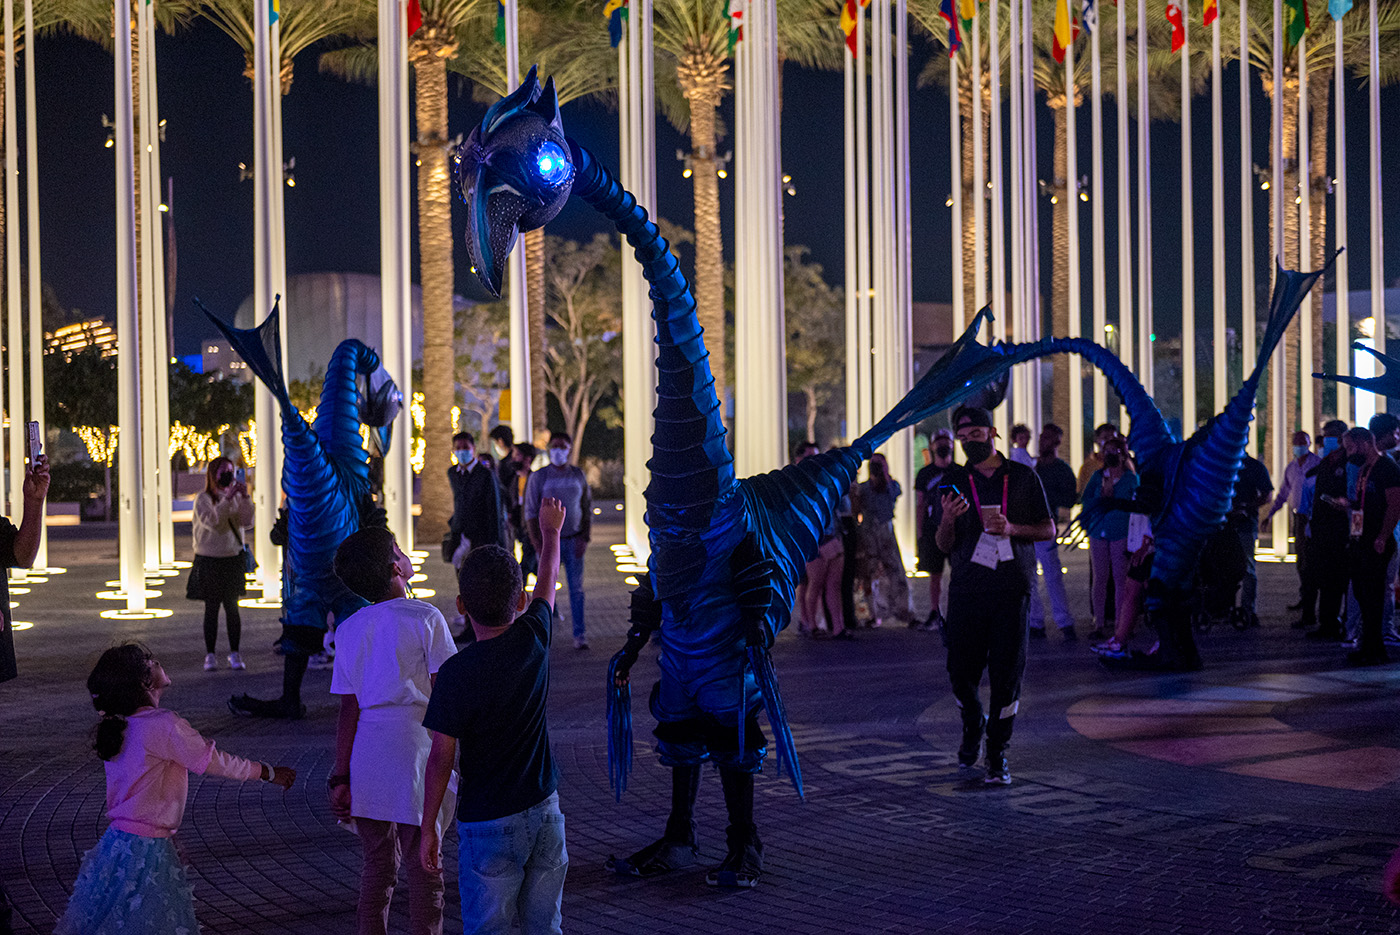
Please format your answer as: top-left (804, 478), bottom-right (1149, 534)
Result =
top-left (1029, 424), bottom-right (1078, 640)
top-left (447, 431), bottom-right (506, 570)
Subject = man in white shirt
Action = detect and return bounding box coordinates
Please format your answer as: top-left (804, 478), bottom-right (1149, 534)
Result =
top-left (1264, 430), bottom-right (1322, 625)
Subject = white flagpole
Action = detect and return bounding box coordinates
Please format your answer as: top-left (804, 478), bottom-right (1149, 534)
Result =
top-left (855, 4), bottom-right (873, 437)
top-left (1240, 0), bottom-right (1256, 446)
top-left (1008, 0), bottom-right (1023, 437)
top-left (870, 0), bottom-right (888, 431)
top-left (1368, 0), bottom-right (1384, 415)
top-left (951, 55), bottom-right (964, 334)
top-left (137, 0), bottom-right (160, 571)
top-left (253, 0), bottom-right (280, 596)
top-left (4, 0), bottom-right (21, 527)
top-left (1333, 15), bottom-right (1349, 422)
top-left (972, 7), bottom-right (985, 316)
top-left (145, 5), bottom-right (174, 569)
top-left (505, 0), bottom-right (532, 448)
top-left (24, 0), bottom-right (52, 572)
top-left (1022, 0), bottom-right (1041, 429)
top-left (1116, 0), bottom-right (1133, 429)
top-left (990, 0), bottom-right (1006, 431)
top-left (1089, 2), bottom-right (1106, 469)
top-left (844, 41), bottom-right (859, 443)
top-left (1067, 36), bottom-right (1083, 468)
top-left (114, 0), bottom-right (146, 613)
top-left (895, 0), bottom-right (914, 560)
top-left (1271, 0), bottom-right (1287, 553)
top-left (1137, 0), bottom-right (1153, 398)
top-left (1298, 37), bottom-right (1313, 436)
top-left (1211, 7), bottom-right (1227, 412)
top-left (1180, 0), bottom-right (1196, 431)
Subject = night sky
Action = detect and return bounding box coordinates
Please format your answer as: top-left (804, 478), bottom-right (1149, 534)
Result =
top-left (26, 19), bottom-right (1400, 359)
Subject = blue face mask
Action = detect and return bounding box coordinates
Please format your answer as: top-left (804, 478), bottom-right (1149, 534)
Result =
top-left (1322, 436), bottom-right (1340, 453)
top-left (1293, 445), bottom-right (1309, 459)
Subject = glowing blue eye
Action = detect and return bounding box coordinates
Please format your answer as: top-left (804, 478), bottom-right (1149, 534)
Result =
top-left (533, 141), bottom-right (572, 187)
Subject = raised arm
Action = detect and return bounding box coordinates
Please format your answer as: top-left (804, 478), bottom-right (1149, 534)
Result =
top-left (532, 497), bottom-right (565, 607)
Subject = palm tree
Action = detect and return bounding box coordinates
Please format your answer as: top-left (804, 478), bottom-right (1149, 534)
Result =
top-left (197, 0), bottom-right (362, 94)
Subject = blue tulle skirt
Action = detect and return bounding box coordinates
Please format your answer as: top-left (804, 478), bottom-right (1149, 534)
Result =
top-left (54, 827), bottom-right (199, 935)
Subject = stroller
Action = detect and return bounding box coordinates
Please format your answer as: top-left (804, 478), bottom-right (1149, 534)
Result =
top-left (1194, 517), bottom-right (1256, 630)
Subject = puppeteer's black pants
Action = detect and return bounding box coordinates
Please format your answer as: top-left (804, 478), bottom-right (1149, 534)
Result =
top-left (944, 586), bottom-right (1029, 752)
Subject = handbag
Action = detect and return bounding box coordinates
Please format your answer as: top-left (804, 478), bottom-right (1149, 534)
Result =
top-left (229, 519), bottom-right (256, 574)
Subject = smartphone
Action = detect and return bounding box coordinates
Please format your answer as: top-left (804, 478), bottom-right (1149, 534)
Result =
top-left (938, 484), bottom-right (966, 505)
top-left (234, 467), bottom-right (246, 485)
top-left (26, 421), bottom-right (41, 464)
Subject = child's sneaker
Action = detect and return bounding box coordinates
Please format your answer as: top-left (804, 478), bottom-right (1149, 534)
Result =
top-left (227, 652), bottom-right (246, 671)
top-left (204, 653), bottom-right (218, 671)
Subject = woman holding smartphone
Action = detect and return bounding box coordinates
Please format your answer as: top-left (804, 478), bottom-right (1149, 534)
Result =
top-left (186, 457), bottom-right (254, 671)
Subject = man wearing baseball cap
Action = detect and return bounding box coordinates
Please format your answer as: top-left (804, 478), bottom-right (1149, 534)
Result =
top-left (934, 405), bottom-right (1056, 784)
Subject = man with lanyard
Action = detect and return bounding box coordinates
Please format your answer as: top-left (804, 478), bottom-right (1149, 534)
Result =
top-left (935, 406), bottom-right (1056, 785)
top-left (914, 430), bottom-right (955, 632)
top-left (1305, 421), bottom-right (1351, 643)
top-left (1342, 414), bottom-right (1400, 650)
top-left (1340, 427), bottom-right (1400, 666)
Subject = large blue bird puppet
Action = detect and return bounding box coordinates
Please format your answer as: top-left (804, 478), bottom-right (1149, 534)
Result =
top-left (458, 70), bottom-right (1042, 889)
top-left (198, 298), bottom-right (402, 719)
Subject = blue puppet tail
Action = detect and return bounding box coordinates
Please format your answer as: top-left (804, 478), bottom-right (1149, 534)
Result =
top-left (748, 645), bottom-right (802, 798)
top-left (605, 653), bottom-right (634, 802)
top-left (195, 295), bottom-right (292, 412)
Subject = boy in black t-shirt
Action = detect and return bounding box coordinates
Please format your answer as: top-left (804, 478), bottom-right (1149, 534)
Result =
top-left (420, 497), bottom-right (568, 934)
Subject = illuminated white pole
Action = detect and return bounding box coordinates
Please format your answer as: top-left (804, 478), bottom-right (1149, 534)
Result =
top-left (1137, 0), bottom-right (1153, 394)
top-left (1211, 4), bottom-right (1227, 412)
top-left (894, 0), bottom-right (914, 560)
top-left (114, 0), bottom-right (146, 613)
top-left (253, 0), bottom-right (283, 595)
top-left (1067, 37), bottom-right (1083, 471)
top-left (951, 55), bottom-right (963, 332)
top-left (4, 0), bottom-right (21, 530)
top-left (990, 0), bottom-right (1006, 400)
top-left (1332, 15), bottom-right (1349, 421)
top-left (1116, 0), bottom-right (1133, 427)
top-left (1298, 38), bottom-right (1313, 435)
top-left (1368, 0), bottom-right (1384, 415)
top-left (844, 40), bottom-right (859, 442)
top-left (145, 4), bottom-right (174, 569)
top-left (1022, 0), bottom-right (1041, 428)
top-left (1240, 0), bottom-right (1256, 446)
top-left (24, 0), bottom-right (51, 572)
top-left (504, 0), bottom-right (531, 453)
top-left (138, 0), bottom-right (160, 571)
top-left (1180, 0), bottom-right (1195, 430)
top-left (1271, 0), bottom-right (1287, 554)
top-left (1008, 0), bottom-right (1023, 436)
top-left (855, 5), bottom-right (873, 437)
top-left (869, 0), bottom-right (889, 433)
top-left (1089, 4), bottom-right (1106, 468)
top-left (972, 7), bottom-right (985, 318)
top-left (379, 0), bottom-right (413, 549)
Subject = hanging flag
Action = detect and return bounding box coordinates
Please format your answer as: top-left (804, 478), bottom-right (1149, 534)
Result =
top-left (1081, 0), bottom-right (1097, 33)
top-left (604, 0), bottom-right (627, 47)
top-left (959, 0), bottom-right (976, 38)
top-left (1203, 0), bottom-right (1216, 25)
top-left (1052, 0), bottom-right (1072, 61)
top-left (841, 0), bottom-right (858, 56)
top-left (1284, 0), bottom-right (1310, 45)
top-left (408, 0), bottom-right (423, 35)
top-left (1329, 0), bottom-right (1350, 18)
top-left (939, 0), bottom-right (963, 55)
top-left (269, 0), bottom-right (278, 24)
top-left (495, 0), bottom-right (506, 45)
top-left (1165, 0), bottom-right (1184, 51)
top-left (727, 0), bottom-right (743, 53)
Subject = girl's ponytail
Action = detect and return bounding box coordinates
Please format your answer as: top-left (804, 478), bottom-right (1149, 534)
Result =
top-left (87, 644), bottom-right (156, 761)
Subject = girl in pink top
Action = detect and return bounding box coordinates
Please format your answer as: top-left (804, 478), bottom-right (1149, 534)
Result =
top-left (55, 644), bottom-right (296, 935)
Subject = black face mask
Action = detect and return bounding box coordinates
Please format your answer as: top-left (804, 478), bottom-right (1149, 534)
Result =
top-left (217, 471), bottom-right (234, 487)
top-left (1104, 453), bottom-right (1122, 469)
top-left (1347, 453), bottom-right (1368, 466)
top-left (934, 446), bottom-right (953, 460)
top-left (961, 440), bottom-right (994, 464)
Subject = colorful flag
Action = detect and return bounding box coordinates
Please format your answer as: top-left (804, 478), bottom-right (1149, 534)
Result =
top-left (1329, 0), bottom-right (1351, 18)
top-left (1203, 0), bottom-right (1216, 25)
top-left (939, 0), bottom-right (963, 54)
top-left (727, 0), bottom-right (743, 53)
top-left (1165, 0), bottom-right (1184, 51)
top-left (1081, 0), bottom-right (1097, 33)
top-left (1285, 0), bottom-right (1309, 45)
top-left (841, 0), bottom-right (858, 56)
top-left (269, 0), bottom-right (278, 24)
top-left (604, 0), bottom-right (627, 46)
top-left (1052, 0), bottom-right (1072, 61)
top-left (408, 0), bottom-right (423, 35)
top-left (495, 0), bottom-right (506, 45)
top-left (959, 0), bottom-right (976, 38)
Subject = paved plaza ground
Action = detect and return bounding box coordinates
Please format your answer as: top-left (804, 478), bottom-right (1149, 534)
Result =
top-left (3, 512), bottom-right (1400, 934)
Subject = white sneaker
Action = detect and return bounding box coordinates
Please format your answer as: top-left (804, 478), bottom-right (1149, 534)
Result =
top-left (306, 651), bottom-right (335, 670)
top-left (204, 653), bottom-right (218, 671)
top-left (227, 652), bottom-right (245, 671)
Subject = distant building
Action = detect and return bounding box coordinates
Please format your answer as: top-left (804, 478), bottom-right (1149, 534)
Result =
top-left (200, 338), bottom-right (251, 382)
top-left (45, 318), bottom-right (117, 359)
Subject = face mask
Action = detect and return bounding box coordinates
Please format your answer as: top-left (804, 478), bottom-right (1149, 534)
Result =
top-left (934, 446), bottom-right (953, 461)
top-left (548, 448), bottom-right (570, 467)
top-left (454, 450), bottom-right (475, 467)
top-left (1293, 446), bottom-right (1309, 459)
top-left (1322, 436), bottom-right (1340, 453)
top-left (1104, 453), bottom-right (1122, 469)
top-left (1347, 453), bottom-right (1368, 467)
top-left (960, 440), bottom-right (994, 464)
top-left (217, 471), bottom-right (234, 487)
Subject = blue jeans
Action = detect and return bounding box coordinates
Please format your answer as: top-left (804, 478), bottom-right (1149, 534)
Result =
top-left (559, 539), bottom-right (587, 639)
top-left (457, 792), bottom-right (567, 935)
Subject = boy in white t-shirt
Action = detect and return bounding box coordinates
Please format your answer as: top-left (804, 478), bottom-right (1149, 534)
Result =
top-left (328, 527), bottom-right (456, 935)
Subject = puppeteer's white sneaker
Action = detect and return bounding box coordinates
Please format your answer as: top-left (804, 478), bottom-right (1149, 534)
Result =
top-left (204, 653), bottom-right (218, 671)
top-left (227, 652), bottom-right (246, 671)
